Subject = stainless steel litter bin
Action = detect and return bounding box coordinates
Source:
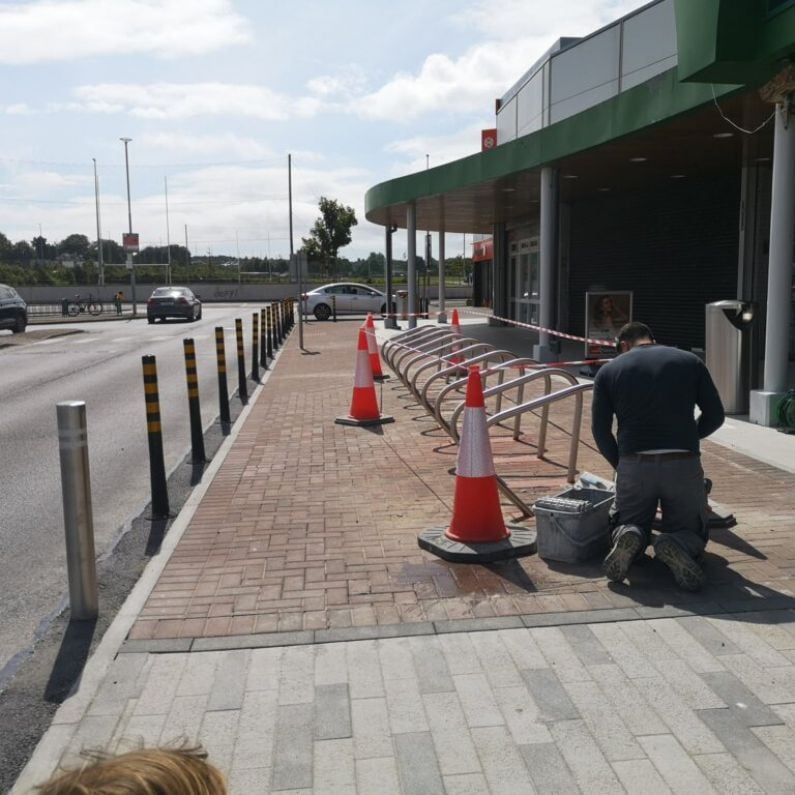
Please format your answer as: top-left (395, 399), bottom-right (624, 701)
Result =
top-left (705, 300), bottom-right (755, 414)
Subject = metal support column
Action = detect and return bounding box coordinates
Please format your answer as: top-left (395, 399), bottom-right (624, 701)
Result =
top-left (535, 166), bottom-right (558, 361)
top-left (385, 224), bottom-right (397, 329)
top-left (407, 203), bottom-right (417, 329)
top-left (437, 230), bottom-right (447, 323)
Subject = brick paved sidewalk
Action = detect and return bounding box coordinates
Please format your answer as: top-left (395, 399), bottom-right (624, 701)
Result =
top-left (124, 319), bottom-right (795, 645)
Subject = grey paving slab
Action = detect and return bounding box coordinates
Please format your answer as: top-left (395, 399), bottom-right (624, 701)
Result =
top-left (61, 714), bottom-right (121, 762)
top-left (647, 618), bottom-right (727, 673)
top-left (246, 646), bottom-right (284, 692)
top-left (497, 628), bottom-right (548, 670)
top-left (589, 622), bottom-right (650, 678)
top-left (611, 758), bottom-right (673, 794)
top-left (636, 734), bottom-right (717, 794)
top-left (131, 653), bottom-right (186, 716)
top-left (198, 708), bottom-right (239, 774)
top-left (633, 602), bottom-right (722, 620)
top-left (176, 650), bottom-right (222, 697)
top-left (442, 772), bottom-right (491, 795)
top-left (159, 694), bottom-right (208, 746)
top-left (439, 632), bottom-right (483, 675)
top-left (232, 688), bottom-right (278, 771)
top-left (530, 626), bottom-right (592, 683)
top-left (699, 671), bottom-right (785, 726)
top-left (520, 741), bottom-right (580, 794)
top-left (119, 638), bottom-right (192, 654)
top-left (471, 725), bottom-right (536, 794)
top-left (738, 611), bottom-right (795, 651)
top-left (632, 676), bottom-right (725, 755)
top-left (378, 636), bottom-right (416, 682)
top-left (434, 616), bottom-right (523, 634)
top-left (674, 615), bottom-right (741, 656)
top-left (316, 622), bottom-right (434, 644)
top-left (227, 767), bottom-right (271, 795)
top-left (550, 719), bottom-right (624, 794)
top-left (355, 757), bottom-right (401, 795)
top-left (107, 697), bottom-right (139, 753)
top-left (772, 702), bottom-right (795, 728)
top-left (698, 708), bottom-right (795, 793)
top-left (192, 630), bottom-right (314, 652)
top-left (314, 683), bottom-right (352, 740)
top-left (453, 672), bottom-right (504, 728)
top-left (706, 615), bottom-right (793, 667)
top-left (314, 642), bottom-right (348, 687)
top-left (720, 652), bottom-right (795, 704)
top-left (409, 635), bottom-right (455, 694)
top-left (587, 663), bottom-right (668, 736)
top-left (521, 668), bottom-right (580, 722)
top-left (350, 697), bottom-right (392, 760)
top-left (494, 685), bottom-right (552, 745)
top-left (560, 679), bottom-right (645, 761)
top-left (522, 607), bottom-right (639, 627)
top-left (278, 645), bottom-right (315, 706)
top-left (86, 653), bottom-right (149, 717)
top-left (422, 691), bottom-right (482, 776)
top-left (560, 624), bottom-right (614, 666)
top-left (752, 725), bottom-right (795, 777)
top-left (313, 738), bottom-right (355, 794)
top-left (471, 631), bottom-right (524, 689)
top-left (385, 674), bottom-right (429, 734)
top-left (693, 752), bottom-right (766, 794)
top-left (394, 732), bottom-right (445, 795)
top-left (207, 649), bottom-right (250, 711)
top-left (114, 712), bottom-right (167, 752)
top-left (271, 703), bottom-right (314, 791)
top-left (346, 640), bottom-right (384, 700)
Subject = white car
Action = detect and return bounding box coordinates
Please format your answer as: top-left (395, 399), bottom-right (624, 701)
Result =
top-left (301, 282), bottom-right (393, 321)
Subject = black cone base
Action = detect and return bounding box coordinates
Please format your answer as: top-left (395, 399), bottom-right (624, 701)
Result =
top-left (418, 525), bottom-right (537, 563)
top-left (335, 414), bottom-right (395, 427)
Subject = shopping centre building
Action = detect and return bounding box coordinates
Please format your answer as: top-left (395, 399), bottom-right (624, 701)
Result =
top-left (365, 0), bottom-right (795, 425)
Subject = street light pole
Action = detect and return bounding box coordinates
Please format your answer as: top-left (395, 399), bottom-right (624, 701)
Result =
top-left (120, 137), bottom-right (137, 316)
top-left (92, 158), bottom-right (104, 287)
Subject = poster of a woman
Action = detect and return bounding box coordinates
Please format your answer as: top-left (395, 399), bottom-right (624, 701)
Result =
top-left (585, 291), bottom-right (633, 356)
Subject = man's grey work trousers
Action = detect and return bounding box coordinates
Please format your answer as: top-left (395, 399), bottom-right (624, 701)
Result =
top-left (612, 453), bottom-right (708, 559)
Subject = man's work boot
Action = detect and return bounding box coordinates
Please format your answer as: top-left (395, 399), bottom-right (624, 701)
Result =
top-left (654, 536), bottom-right (705, 592)
top-left (603, 526), bottom-right (644, 583)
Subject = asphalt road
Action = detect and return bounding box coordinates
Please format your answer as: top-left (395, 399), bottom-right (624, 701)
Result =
top-left (0, 304), bottom-right (261, 686)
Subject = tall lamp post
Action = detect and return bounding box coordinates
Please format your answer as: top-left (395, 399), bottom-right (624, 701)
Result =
top-left (120, 137), bottom-right (137, 315)
top-left (92, 158), bottom-right (104, 286)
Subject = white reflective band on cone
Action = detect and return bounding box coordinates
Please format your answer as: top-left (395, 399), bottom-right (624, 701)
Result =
top-left (365, 327), bottom-right (377, 354)
top-left (456, 406), bottom-right (495, 478)
top-left (354, 350), bottom-right (374, 388)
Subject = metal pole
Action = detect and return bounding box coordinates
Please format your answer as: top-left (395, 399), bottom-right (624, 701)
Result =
top-left (438, 230), bottom-right (447, 323)
top-left (763, 98), bottom-right (795, 394)
top-left (235, 318), bottom-right (248, 402)
top-left (251, 312), bottom-right (260, 382)
top-left (165, 176), bottom-right (172, 285)
top-left (141, 356), bottom-right (170, 517)
top-left (215, 327), bottom-right (231, 424)
top-left (57, 401), bottom-right (98, 620)
top-left (385, 225), bottom-right (397, 329)
top-left (538, 166), bottom-right (558, 357)
top-left (121, 137), bottom-right (137, 316)
top-left (184, 224), bottom-right (190, 286)
top-left (407, 203), bottom-right (417, 329)
top-left (290, 153), bottom-right (304, 350)
top-left (92, 158), bottom-right (104, 288)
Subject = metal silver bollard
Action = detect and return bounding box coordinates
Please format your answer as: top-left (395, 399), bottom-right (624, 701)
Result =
top-left (57, 401), bottom-right (98, 620)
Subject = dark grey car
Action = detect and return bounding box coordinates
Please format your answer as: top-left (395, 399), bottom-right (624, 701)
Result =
top-left (0, 283), bottom-right (27, 333)
top-left (146, 286), bottom-right (202, 323)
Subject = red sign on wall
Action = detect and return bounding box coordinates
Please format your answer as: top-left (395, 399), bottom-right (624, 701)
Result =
top-left (122, 233), bottom-right (139, 253)
top-left (481, 128), bottom-right (497, 151)
top-left (472, 238), bottom-right (493, 262)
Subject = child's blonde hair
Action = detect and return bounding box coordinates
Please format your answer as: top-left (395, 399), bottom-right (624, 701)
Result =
top-left (37, 746), bottom-right (226, 795)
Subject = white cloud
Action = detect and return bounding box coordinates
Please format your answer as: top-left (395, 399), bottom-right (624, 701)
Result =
top-left (3, 103), bottom-right (34, 115)
top-left (386, 124), bottom-right (490, 175)
top-left (0, 0), bottom-right (249, 64)
top-left (69, 82), bottom-right (292, 120)
top-left (139, 132), bottom-right (273, 161)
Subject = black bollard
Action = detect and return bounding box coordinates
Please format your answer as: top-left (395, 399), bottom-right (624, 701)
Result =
top-left (182, 338), bottom-right (207, 463)
top-left (141, 355), bottom-right (170, 518)
top-left (235, 318), bottom-right (248, 402)
top-left (215, 326), bottom-right (231, 425)
top-left (260, 307), bottom-right (268, 370)
top-left (251, 312), bottom-right (259, 382)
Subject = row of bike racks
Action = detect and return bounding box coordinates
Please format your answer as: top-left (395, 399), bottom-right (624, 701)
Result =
top-left (381, 324), bottom-right (594, 517)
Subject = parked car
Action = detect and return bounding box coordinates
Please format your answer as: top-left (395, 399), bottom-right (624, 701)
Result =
top-left (301, 282), bottom-right (394, 321)
top-left (146, 286), bottom-right (202, 323)
top-left (0, 283), bottom-right (27, 333)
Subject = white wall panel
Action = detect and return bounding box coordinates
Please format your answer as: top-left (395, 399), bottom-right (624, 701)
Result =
top-left (517, 70), bottom-right (544, 138)
top-left (497, 96), bottom-right (517, 144)
top-left (621, 0), bottom-right (677, 88)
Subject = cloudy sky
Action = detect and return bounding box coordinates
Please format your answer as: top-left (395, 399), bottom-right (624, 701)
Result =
top-left (0, 0), bottom-right (650, 260)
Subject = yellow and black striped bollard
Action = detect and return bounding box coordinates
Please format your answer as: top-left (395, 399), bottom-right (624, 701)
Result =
top-left (141, 355), bottom-right (170, 517)
top-left (182, 339), bottom-right (207, 464)
top-left (215, 326), bottom-right (231, 425)
top-left (251, 312), bottom-right (259, 382)
top-left (260, 307), bottom-right (268, 370)
top-left (273, 301), bottom-right (282, 348)
top-left (266, 304), bottom-right (275, 356)
top-left (235, 318), bottom-right (248, 402)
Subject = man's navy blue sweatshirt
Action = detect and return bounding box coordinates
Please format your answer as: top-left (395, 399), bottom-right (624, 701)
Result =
top-left (591, 344), bottom-right (725, 470)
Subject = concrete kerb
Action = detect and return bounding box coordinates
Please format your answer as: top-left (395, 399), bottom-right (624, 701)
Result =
top-left (11, 326), bottom-right (290, 795)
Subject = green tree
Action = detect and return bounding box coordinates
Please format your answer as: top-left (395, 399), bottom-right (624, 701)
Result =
top-left (58, 233), bottom-right (91, 260)
top-left (301, 196), bottom-right (357, 278)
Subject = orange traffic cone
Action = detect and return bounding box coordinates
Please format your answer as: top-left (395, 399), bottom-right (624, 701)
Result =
top-left (418, 366), bottom-right (535, 562)
top-left (363, 313), bottom-right (389, 381)
top-left (335, 328), bottom-right (394, 427)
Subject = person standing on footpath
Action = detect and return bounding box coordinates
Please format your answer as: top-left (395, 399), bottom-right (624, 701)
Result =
top-left (591, 321), bottom-right (725, 591)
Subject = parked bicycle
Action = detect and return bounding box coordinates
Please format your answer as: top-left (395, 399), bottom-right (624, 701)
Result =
top-left (66, 293), bottom-right (103, 317)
